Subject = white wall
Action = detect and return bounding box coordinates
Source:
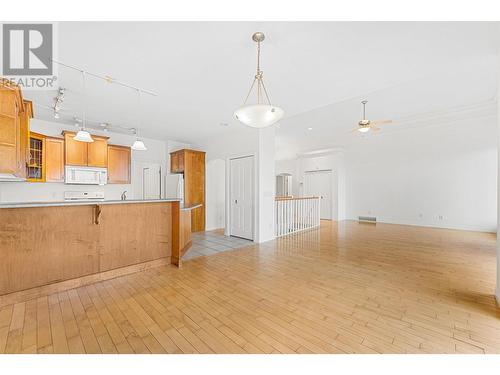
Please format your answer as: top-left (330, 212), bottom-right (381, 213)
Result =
top-left (276, 116), bottom-right (496, 232)
top-left (345, 117), bottom-right (497, 232)
top-left (0, 119), bottom-right (169, 202)
top-left (257, 126), bottom-right (276, 243)
top-left (198, 128), bottom-right (260, 237)
top-left (205, 158), bottom-right (225, 230)
top-left (276, 151), bottom-right (347, 221)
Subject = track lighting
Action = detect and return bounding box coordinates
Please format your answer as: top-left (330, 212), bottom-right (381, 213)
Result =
top-left (53, 87), bottom-right (65, 120)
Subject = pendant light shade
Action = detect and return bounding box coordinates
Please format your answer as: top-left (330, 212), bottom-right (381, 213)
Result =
top-left (74, 129), bottom-right (94, 142)
top-left (234, 32), bottom-right (284, 128)
top-left (357, 127), bottom-right (370, 133)
top-left (132, 139), bottom-right (147, 151)
top-left (234, 104), bottom-right (284, 128)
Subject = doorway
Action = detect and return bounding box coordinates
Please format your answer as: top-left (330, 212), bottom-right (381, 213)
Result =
top-left (229, 155), bottom-right (254, 240)
top-left (303, 170), bottom-right (333, 220)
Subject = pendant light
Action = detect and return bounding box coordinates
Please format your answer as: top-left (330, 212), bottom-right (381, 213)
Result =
top-left (131, 89), bottom-right (147, 151)
top-left (234, 32), bottom-right (284, 128)
top-left (74, 71), bottom-right (94, 143)
top-left (132, 130), bottom-right (147, 151)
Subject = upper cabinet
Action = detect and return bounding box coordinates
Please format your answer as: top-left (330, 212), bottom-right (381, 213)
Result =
top-left (87, 136), bottom-right (108, 167)
top-left (27, 132), bottom-right (46, 182)
top-left (45, 137), bottom-right (64, 182)
top-left (18, 101), bottom-right (32, 180)
top-left (170, 150), bottom-right (184, 173)
top-left (63, 131), bottom-right (88, 166)
top-left (107, 145), bottom-right (131, 184)
top-left (63, 131), bottom-right (109, 167)
top-left (0, 80), bottom-right (32, 179)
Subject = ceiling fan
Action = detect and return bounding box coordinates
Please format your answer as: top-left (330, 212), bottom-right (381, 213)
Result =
top-left (352, 100), bottom-right (392, 133)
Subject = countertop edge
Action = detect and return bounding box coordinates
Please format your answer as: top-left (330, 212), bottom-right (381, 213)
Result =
top-left (0, 199), bottom-right (182, 209)
top-left (180, 203), bottom-right (203, 211)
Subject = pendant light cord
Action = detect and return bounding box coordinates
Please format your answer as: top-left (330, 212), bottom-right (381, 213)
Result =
top-left (257, 40), bottom-right (261, 75)
top-left (81, 70), bottom-right (86, 130)
top-left (242, 37), bottom-right (272, 106)
top-left (136, 89), bottom-right (141, 140)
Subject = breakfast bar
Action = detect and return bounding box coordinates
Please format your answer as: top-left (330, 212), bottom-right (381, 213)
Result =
top-left (0, 199), bottom-right (197, 297)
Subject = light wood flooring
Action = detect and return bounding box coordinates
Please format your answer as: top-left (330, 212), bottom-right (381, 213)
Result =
top-left (1, 220), bottom-right (499, 354)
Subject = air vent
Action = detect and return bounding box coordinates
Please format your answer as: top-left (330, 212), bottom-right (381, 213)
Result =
top-left (358, 216), bottom-right (377, 223)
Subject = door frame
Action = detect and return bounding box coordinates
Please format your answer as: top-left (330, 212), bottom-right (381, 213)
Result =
top-left (225, 153), bottom-right (257, 241)
top-left (303, 169), bottom-right (334, 221)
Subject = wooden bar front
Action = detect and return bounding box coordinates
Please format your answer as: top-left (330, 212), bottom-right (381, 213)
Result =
top-left (0, 201), bottom-right (181, 295)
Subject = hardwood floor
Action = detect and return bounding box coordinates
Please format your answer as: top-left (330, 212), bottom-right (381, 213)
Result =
top-left (0, 220), bottom-right (499, 354)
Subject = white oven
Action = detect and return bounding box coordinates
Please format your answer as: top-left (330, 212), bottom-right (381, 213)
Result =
top-left (65, 166), bottom-right (108, 185)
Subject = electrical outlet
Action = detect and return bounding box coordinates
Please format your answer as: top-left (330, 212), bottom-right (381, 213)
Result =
top-left (438, 215), bottom-right (444, 220)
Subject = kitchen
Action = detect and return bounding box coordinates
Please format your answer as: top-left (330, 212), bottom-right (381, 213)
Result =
top-left (0, 79), bottom-right (205, 300)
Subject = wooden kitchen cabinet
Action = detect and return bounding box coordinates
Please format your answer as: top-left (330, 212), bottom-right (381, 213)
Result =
top-left (107, 144), bottom-right (131, 184)
top-left (45, 137), bottom-right (65, 182)
top-left (18, 101), bottom-right (32, 179)
top-left (27, 132), bottom-right (46, 182)
top-left (87, 135), bottom-right (108, 167)
top-left (63, 131), bottom-right (88, 166)
top-left (0, 80), bottom-right (31, 178)
top-left (63, 131), bottom-right (109, 168)
top-left (169, 149), bottom-right (206, 231)
top-left (170, 150), bottom-right (184, 173)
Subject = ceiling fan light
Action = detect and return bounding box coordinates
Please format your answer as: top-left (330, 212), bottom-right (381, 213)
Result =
top-left (131, 139), bottom-right (147, 151)
top-left (73, 129), bottom-right (94, 142)
top-left (234, 104), bottom-right (284, 128)
top-left (358, 127), bottom-right (370, 133)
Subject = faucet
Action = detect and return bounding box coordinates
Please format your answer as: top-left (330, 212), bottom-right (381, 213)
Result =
top-left (121, 191), bottom-right (127, 200)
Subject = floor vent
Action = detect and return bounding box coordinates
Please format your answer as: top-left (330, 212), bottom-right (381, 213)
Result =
top-left (358, 216), bottom-right (377, 223)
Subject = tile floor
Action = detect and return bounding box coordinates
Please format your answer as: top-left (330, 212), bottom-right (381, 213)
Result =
top-left (183, 229), bottom-right (253, 260)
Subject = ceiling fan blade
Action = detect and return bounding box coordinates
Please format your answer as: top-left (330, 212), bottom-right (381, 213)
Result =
top-left (371, 119), bottom-right (393, 126)
top-left (370, 126), bottom-right (381, 132)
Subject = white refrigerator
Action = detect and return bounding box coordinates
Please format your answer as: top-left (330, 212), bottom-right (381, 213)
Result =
top-left (165, 173), bottom-right (184, 203)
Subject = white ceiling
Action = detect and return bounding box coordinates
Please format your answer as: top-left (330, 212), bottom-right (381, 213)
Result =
top-left (25, 22), bottom-right (499, 151)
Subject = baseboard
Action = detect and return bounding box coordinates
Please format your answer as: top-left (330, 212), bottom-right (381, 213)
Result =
top-left (0, 257), bottom-right (171, 308)
top-left (346, 218), bottom-right (496, 234)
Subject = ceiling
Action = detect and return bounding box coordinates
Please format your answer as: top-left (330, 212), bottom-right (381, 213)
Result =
top-left (24, 22), bottom-right (499, 151)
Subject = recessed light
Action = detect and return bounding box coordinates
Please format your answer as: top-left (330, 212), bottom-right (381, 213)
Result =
top-left (308, 127), bottom-right (313, 131)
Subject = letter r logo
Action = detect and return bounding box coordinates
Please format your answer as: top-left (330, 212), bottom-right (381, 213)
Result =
top-left (2, 24), bottom-right (53, 76)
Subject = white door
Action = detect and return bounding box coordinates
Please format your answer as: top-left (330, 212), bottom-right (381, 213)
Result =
top-left (304, 170), bottom-right (332, 220)
top-left (142, 164), bottom-right (161, 199)
top-left (230, 156), bottom-right (254, 240)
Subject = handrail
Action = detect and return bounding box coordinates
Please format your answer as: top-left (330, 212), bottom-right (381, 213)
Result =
top-left (275, 196), bottom-right (319, 201)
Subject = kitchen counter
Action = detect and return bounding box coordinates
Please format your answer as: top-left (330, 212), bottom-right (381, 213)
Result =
top-left (180, 203), bottom-right (203, 211)
top-left (0, 199), bottom-right (188, 296)
top-left (0, 198), bottom-right (181, 209)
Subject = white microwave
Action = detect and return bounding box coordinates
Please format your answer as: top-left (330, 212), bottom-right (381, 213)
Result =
top-left (65, 166), bottom-right (108, 185)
